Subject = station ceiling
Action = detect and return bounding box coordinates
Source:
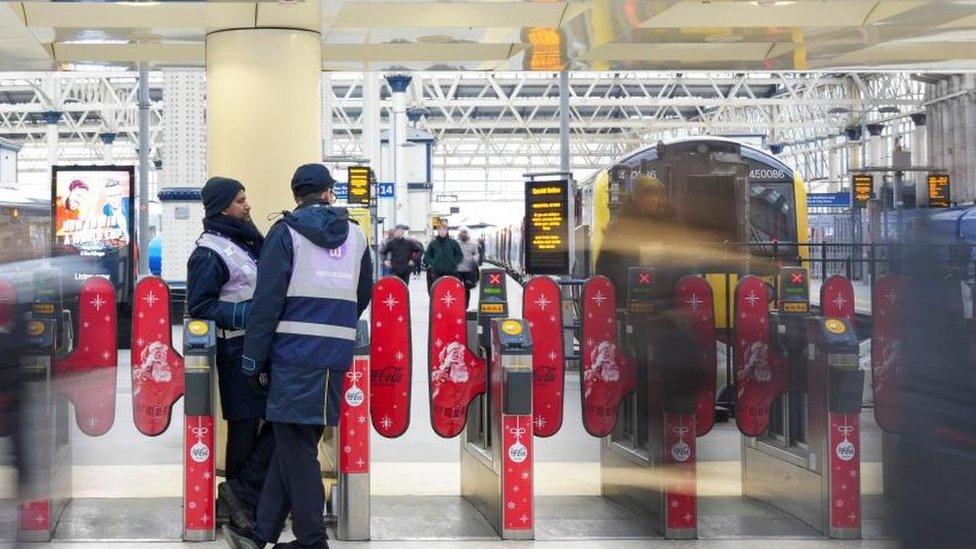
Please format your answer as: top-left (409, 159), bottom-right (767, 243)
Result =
top-left (1, 1), bottom-right (976, 72)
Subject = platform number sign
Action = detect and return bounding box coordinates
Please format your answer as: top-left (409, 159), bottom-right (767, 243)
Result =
top-left (928, 174), bottom-right (951, 208)
top-left (377, 182), bottom-right (395, 198)
top-left (852, 174), bottom-right (873, 207)
top-left (347, 166), bottom-right (371, 206)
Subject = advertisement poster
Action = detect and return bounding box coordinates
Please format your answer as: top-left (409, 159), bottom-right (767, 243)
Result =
top-left (52, 166), bottom-right (134, 294)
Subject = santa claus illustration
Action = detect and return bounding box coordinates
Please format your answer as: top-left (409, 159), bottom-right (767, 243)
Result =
top-left (740, 341), bottom-right (773, 384)
top-left (133, 341), bottom-right (173, 394)
top-left (431, 341), bottom-right (469, 397)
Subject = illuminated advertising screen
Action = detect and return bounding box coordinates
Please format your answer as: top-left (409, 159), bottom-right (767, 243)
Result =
top-left (524, 179), bottom-right (568, 275)
top-left (852, 173), bottom-right (873, 207)
top-left (928, 174), bottom-right (951, 208)
top-left (52, 165), bottom-right (134, 293)
top-left (347, 166), bottom-right (371, 206)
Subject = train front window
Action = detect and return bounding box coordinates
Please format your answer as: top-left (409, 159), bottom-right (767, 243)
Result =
top-left (749, 182), bottom-right (797, 256)
top-left (685, 175), bottom-right (738, 241)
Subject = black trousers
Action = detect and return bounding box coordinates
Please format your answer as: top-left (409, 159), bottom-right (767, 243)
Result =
top-left (253, 422), bottom-right (327, 547)
top-left (393, 270), bottom-right (411, 286)
top-left (226, 420), bottom-right (275, 509)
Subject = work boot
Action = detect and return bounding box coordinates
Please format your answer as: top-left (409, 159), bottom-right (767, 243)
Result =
top-left (218, 481), bottom-right (256, 530)
top-left (221, 523), bottom-right (263, 549)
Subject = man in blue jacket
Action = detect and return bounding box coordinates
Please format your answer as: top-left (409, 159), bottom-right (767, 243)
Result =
top-left (224, 164), bottom-right (372, 549)
top-left (186, 176), bottom-right (272, 530)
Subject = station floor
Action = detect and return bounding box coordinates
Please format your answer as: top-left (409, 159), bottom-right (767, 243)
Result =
top-left (6, 274), bottom-right (897, 548)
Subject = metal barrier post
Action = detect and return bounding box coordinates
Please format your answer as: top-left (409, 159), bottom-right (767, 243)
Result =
top-left (336, 320), bottom-right (371, 541)
top-left (491, 318), bottom-right (534, 540)
top-left (806, 317), bottom-right (863, 539)
top-left (183, 319), bottom-right (217, 542)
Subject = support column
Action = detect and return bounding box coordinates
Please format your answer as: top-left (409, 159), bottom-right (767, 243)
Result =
top-left (386, 75), bottom-right (411, 229)
top-left (911, 113), bottom-right (928, 207)
top-left (99, 132), bottom-right (117, 164)
top-left (43, 111), bottom-right (62, 188)
top-left (206, 28), bottom-right (323, 232)
top-left (867, 123), bottom-right (885, 168)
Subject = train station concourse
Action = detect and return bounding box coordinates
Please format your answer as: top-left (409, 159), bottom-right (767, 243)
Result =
top-left (3, 1), bottom-right (976, 548)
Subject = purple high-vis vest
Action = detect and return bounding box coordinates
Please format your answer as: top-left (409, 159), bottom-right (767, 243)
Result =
top-left (196, 232), bottom-right (257, 304)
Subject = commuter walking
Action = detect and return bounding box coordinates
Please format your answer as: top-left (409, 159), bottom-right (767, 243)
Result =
top-left (379, 229), bottom-right (395, 277)
top-left (456, 226), bottom-right (480, 307)
top-left (379, 224), bottom-right (422, 285)
top-left (186, 176), bottom-right (272, 530)
top-left (423, 220), bottom-right (463, 292)
top-left (224, 164), bottom-right (372, 549)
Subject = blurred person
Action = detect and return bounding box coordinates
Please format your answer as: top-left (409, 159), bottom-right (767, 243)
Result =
top-left (187, 176), bottom-right (271, 530)
top-left (423, 220), bottom-right (462, 293)
top-left (379, 224), bottom-right (422, 285)
top-left (891, 220), bottom-right (976, 549)
top-left (379, 229), bottom-right (394, 277)
top-left (226, 164), bottom-right (372, 549)
top-left (456, 226), bottom-right (480, 307)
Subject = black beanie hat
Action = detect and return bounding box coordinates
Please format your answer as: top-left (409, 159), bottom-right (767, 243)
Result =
top-left (291, 164), bottom-right (336, 197)
top-left (201, 176), bottom-right (244, 218)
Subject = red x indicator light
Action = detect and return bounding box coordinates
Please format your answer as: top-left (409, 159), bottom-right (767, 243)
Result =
top-left (790, 272), bottom-right (804, 285)
top-left (488, 273), bottom-right (502, 286)
top-left (638, 273), bottom-right (651, 285)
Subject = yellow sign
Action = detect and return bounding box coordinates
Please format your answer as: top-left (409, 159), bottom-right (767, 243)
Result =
top-left (347, 166), bottom-right (371, 206)
top-left (188, 320), bottom-right (209, 337)
top-left (347, 207), bottom-right (372, 245)
top-left (480, 303), bottom-right (504, 314)
top-left (783, 302), bottom-right (809, 313)
top-left (853, 173), bottom-right (873, 206)
top-left (33, 303), bottom-right (55, 315)
top-left (928, 174), bottom-right (951, 208)
top-left (501, 320), bottom-right (523, 336)
top-left (26, 321), bottom-right (44, 337)
top-left (825, 319), bottom-right (847, 335)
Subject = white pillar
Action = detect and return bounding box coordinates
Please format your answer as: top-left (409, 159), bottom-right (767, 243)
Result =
top-left (206, 28), bottom-right (323, 232)
top-left (386, 75), bottom-right (411, 229)
top-left (912, 113), bottom-right (929, 207)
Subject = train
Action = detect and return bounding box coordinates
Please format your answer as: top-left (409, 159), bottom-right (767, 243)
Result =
top-left (485, 137), bottom-right (810, 327)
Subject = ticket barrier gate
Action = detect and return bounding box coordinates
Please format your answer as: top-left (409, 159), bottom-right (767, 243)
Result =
top-left (182, 319), bottom-right (218, 541)
top-left (18, 271), bottom-right (73, 542)
top-left (595, 268), bottom-right (712, 540)
top-left (740, 269), bottom-right (864, 539)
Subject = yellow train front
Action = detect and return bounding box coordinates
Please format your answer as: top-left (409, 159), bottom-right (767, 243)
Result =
top-left (578, 137), bottom-right (809, 330)
top-left (484, 138), bottom-right (809, 330)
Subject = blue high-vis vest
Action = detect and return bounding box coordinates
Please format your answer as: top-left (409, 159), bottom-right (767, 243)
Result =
top-left (270, 224), bottom-right (368, 371)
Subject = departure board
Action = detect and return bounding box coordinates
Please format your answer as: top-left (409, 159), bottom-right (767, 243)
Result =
top-left (348, 166), bottom-right (371, 205)
top-left (524, 179), bottom-right (569, 275)
top-left (852, 173), bottom-right (873, 207)
top-left (928, 174), bottom-right (951, 208)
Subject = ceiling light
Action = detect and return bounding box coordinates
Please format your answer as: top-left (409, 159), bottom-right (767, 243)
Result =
top-left (705, 34), bottom-right (744, 43)
top-left (750, 1), bottom-right (796, 6)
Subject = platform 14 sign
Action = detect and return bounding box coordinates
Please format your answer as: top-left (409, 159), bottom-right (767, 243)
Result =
top-left (378, 183), bottom-right (395, 198)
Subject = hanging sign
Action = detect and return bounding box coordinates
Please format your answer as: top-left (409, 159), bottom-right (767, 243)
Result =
top-left (348, 166), bottom-right (371, 206)
top-left (852, 174), bottom-right (873, 207)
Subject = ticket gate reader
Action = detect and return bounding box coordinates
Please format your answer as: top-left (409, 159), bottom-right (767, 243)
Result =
top-left (461, 318), bottom-right (534, 540)
top-left (19, 271), bottom-right (73, 542)
top-left (742, 270), bottom-right (864, 539)
top-left (182, 319), bottom-right (218, 541)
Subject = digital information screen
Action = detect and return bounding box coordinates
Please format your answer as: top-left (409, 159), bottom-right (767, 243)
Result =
top-left (853, 173), bottom-right (873, 207)
top-left (524, 179), bottom-right (569, 275)
top-left (52, 165), bottom-right (134, 293)
top-left (928, 174), bottom-right (951, 208)
top-left (347, 166), bottom-right (371, 206)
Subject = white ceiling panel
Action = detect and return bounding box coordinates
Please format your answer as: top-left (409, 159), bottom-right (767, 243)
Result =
top-left (334, 2), bottom-right (568, 28)
top-left (640, 1), bottom-right (926, 29)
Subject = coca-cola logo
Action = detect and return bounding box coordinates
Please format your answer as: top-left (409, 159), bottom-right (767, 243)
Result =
top-left (534, 366), bottom-right (557, 384)
top-left (371, 366), bottom-right (403, 385)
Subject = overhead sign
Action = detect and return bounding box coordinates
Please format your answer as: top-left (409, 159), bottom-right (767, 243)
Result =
top-left (377, 182), bottom-right (395, 198)
top-left (347, 166), bottom-right (371, 205)
top-left (524, 179), bottom-right (568, 275)
top-left (852, 173), bottom-right (873, 207)
top-left (807, 192), bottom-right (851, 208)
top-left (928, 174), bottom-right (951, 208)
top-left (334, 182), bottom-right (348, 201)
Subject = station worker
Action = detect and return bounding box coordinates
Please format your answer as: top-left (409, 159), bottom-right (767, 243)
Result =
top-left (186, 176), bottom-right (274, 529)
top-left (228, 164), bottom-right (372, 549)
